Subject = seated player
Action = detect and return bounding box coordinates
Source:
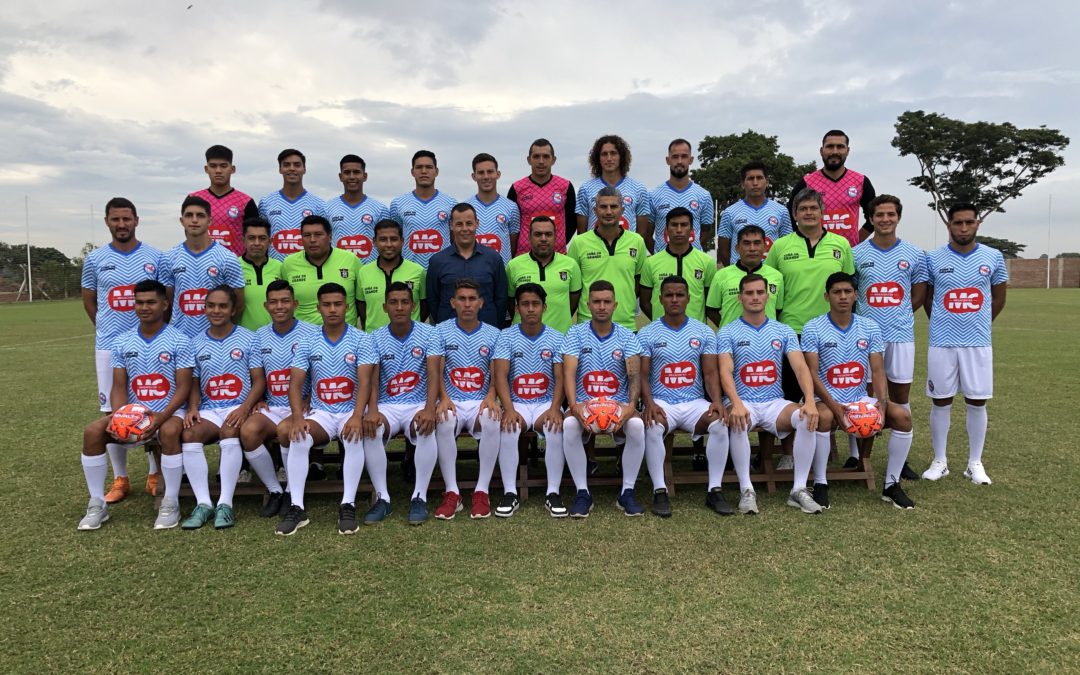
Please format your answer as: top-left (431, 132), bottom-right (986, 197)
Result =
top-left (561, 280), bottom-right (646, 517)
top-left (362, 282), bottom-right (440, 526)
top-left (801, 272), bottom-right (915, 509)
top-left (78, 280), bottom-right (192, 531)
top-left (716, 274), bottom-right (822, 514)
top-left (177, 286), bottom-right (265, 530)
top-left (278, 283), bottom-right (376, 536)
top-left (492, 283), bottom-right (567, 518)
top-left (429, 279), bottom-right (502, 520)
top-left (638, 276), bottom-right (727, 517)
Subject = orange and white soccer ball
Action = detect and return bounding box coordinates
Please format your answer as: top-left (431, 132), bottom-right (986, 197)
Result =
top-left (583, 397), bottom-right (622, 435)
top-left (108, 403), bottom-right (155, 443)
top-left (844, 401), bottom-right (884, 438)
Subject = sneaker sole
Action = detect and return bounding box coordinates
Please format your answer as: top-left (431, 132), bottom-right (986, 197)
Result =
top-left (470, 511), bottom-right (491, 520)
top-left (569, 506), bottom-right (593, 518)
top-left (275, 519), bottom-right (310, 536)
top-left (494, 508), bottom-right (518, 518)
top-left (615, 500), bottom-right (645, 517)
top-left (337, 525), bottom-right (360, 535)
top-left (154, 520), bottom-right (180, 530)
top-left (104, 494), bottom-right (129, 505)
top-left (408, 518), bottom-right (427, 526)
top-left (181, 521), bottom-right (210, 531)
top-left (546, 507), bottom-right (568, 518)
top-left (881, 495), bottom-right (915, 510)
top-left (77, 514), bottom-right (109, 531)
top-left (650, 508), bottom-right (672, 518)
top-left (214, 521), bottom-right (235, 530)
top-left (963, 471), bottom-right (992, 485)
top-left (739, 506), bottom-right (759, 515)
top-left (921, 469), bottom-right (950, 481)
top-left (705, 497), bottom-right (736, 516)
top-left (786, 498), bottom-right (822, 514)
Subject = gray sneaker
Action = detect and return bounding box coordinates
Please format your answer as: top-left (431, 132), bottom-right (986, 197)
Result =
top-left (77, 498), bottom-right (109, 531)
top-left (155, 497), bottom-right (181, 529)
top-left (787, 487), bottom-right (823, 514)
top-left (775, 454), bottom-right (794, 471)
top-left (738, 489), bottom-right (759, 515)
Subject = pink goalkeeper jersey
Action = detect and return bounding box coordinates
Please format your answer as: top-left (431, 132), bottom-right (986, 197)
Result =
top-left (510, 175), bottom-right (573, 254)
top-left (802, 169), bottom-right (869, 247)
top-left (190, 188), bottom-right (258, 256)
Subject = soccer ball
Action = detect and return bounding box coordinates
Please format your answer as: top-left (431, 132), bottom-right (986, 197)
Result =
top-left (108, 403), bottom-right (155, 443)
top-left (583, 397), bottom-right (622, 435)
top-left (844, 401), bottom-right (883, 439)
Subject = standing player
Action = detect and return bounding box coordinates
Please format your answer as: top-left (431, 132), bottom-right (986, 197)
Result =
top-left (717, 161), bottom-right (793, 266)
top-left (638, 276), bottom-right (725, 517)
top-left (77, 280), bottom-right (192, 530)
top-left (648, 138), bottom-right (715, 254)
top-left (789, 131), bottom-right (876, 247)
top-left (191, 145), bottom-right (260, 255)
top-left (507, 138), bottom-right (577, 254)
top-left (801, 273), bottom-right (916, 509)
top-left (178, 286), bottom-right (266, 529)
top-left (506, 216), bottom-right (582, 334)
top-left (561, 281), bottom-right (646, 517)
top-left (706, 225), bottom-right (785, 328)
top-left (467, 153), bottom-right (521, 265)
top-left (639, 207), bottom-right (716, 323)
top-left (237, 217), bottom-right (282, 331)
top-left (426, 203), bottom-right (508, 327)
top-left (575, 134), bottom-right (650, 235)
top-left (326, 154), bottom-right (390, 263)
top-left (258, 149), bottom-right (327, 261)
top-left (389, 150), bottom-right (457, 269)
top-left (281, 214), bottom-right (362, 326)
top-left (278, 283), bottom-right (377, 536)
top-left (922, 204), bottom-right (1008, 485)
top-left (162, 195), bottom-right (245, 338)
top-left (357, 219), bottom-right (427, 332)
top-left (492, 284), bottom-right (567, 517)
top-left (81, 197), bottom-right (167, 503)
top-left (717, 274), bottom-right (821, 514)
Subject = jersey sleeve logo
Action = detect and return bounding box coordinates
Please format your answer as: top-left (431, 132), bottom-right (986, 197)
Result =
top-left (768, 216), bottom-right (778, 225)
top-left (450, 366), bottom-right (485, 392)
top-left (108, 285), bottom-right (136, 311)
top-left (769, 283), bottom-right (778, 295)
top-left (411, 346), bottom-right (425, 358)
top-left (477, 233), bottom-right (502, 251)
top-left (660, 362), bottom-right (697, 388)
top-left (771, 339), bottom-right (783, 351)
top-left (552, 192), bottom-right (563, 204)
top-left (268, 369), bottom-right (291, 396)
top-left (205, 374), bottom-right (243, 401)
top-left (409, 229), bottom-right (444, 254)
top-left (694, 269), bottom-right (704, 280)
top-left (207, 266), bottom-right (219, 278)
top-left (866, 282), bottom-right (904, 307)
top-left (337, 235), bottom-right (373, 258)
top-left (273, 229), bottom-right (303, 255)
top-left (689, 338), bottom-right (701, 349)
top-left (231, 348), bottom-right (244, 360)
top-left (827, 362), bottom-right (865, 388)
top-left (540, 349), bottom-right (553, 361)
top-left (583, 370), bottom-right (618, 397)
top-left (340, 269), bottom-right (350, 279)
top-left (180, 289), bottom-right (208, 316)
top-left (739, 361), bottom-right (777, 386)
top-left (316, 376), bottom-right (354, 404)
top-left (133, 374), bottom-right (170, 401)
top-left (945, 287), bottom-right (984, 313)
top-left (362, 214), bottom-right (374, 224)
top-left (832, 249), bottom-right (842, 260)
top-left (559, 271), bottom-right (568, 281)
top-left (387, 371), bottom-right (419, 396)
top-left (513, 373), bottom-right (549, 399)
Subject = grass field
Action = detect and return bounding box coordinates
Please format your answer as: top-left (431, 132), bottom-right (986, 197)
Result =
top-left (2, 292), bottom-right (1078, 673)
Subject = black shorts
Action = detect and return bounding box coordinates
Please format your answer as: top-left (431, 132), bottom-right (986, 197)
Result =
top-left (781, 334), bottom-right (803, 403)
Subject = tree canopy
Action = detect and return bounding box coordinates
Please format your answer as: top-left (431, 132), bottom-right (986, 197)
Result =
top-left (691, 130), bottom-right (816, 209)
top-left (975, 236), bottom-right (1026, 259)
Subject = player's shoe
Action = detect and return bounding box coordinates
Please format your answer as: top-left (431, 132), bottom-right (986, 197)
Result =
top-left (921, 459), bottom-right (950, 481)
top-left (963, 462), bottom-right (992, 485)
top-left (214, 504), bottom-right (235, 529)
top-left (842, 456), bottom-right (860, 469)
top-left (650, 488), bottom-right (672, 518)
top-left (787, 487), bottom-right (823, 514)
top-left (77, 498), bottom-right (109, 531)
top-left (408, 497), bottom-right (428, 526)
top-left (275, 505), bottom-right (309, 536)
top-left (309, 462), bottom-right (327, 481)
top-left (278, 492), bottom-right (292, 517)
top-left (775, 454), bottom-right (794, 471)
top-left (691, 454), bottom-right (708, 471)
top-left (569, 490), bottom-right (593, 518)
top-left (260, 492), bottom-right (285, 518)
top-left (154, 497), bottom-right (181, 529)
top-left (882, 483), bottom-right (916, 509)
top-left (337, 503), bottom-right (359, 534)
top-left (104, 477), bottom-right (131, 504)
top-left (181, 504), bottom-right (214, 530)
top-left (812, 483), bottom-right (831, 510)
top-left (705, 487), bottom-right (735, 516)
top-left (434, 491), bottom-right (463, 520)
top-left (470, 491), bottom-right (491, 519)
top-left (144, 473), bottom-right (161, 496)
top-left (900, 462), bottom-right (920, 481)
top-left (545, 493), bottom-right (568, 518)
top-left (237, 469), bottom-right (252, 485)
top-left (495, 493), bottom-right (519, 518)
top-left (363, 498), bottom-right (392, 525)
top-left (738, 489), bottom-right (759, 515)
top-left (616, 489), bottom-right (645, 516)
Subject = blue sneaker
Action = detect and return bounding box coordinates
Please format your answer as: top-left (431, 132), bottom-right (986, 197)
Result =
top-left (569, 490), bottom-right (593, 518)
top-left (616, 488), bottom-right (645, 516)
top-left (408, 497), bottom-right (428, 526)
top-left (364, 498), bottom-right (392, 525)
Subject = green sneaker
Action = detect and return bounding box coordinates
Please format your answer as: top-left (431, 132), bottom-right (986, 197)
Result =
top-left (213, 504), bottom-right (235, 530)
top-left (181, 503), bottom-right (215, 530)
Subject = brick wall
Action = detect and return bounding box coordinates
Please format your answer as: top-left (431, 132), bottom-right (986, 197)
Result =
top-left (1005, 258), bottom-right (1080, 288)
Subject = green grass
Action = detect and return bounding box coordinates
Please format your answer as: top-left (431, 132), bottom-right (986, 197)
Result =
top-left (1, 293), bottom-right (1078, 673)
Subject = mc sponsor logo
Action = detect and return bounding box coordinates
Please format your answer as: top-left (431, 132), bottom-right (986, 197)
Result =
top-left (108, 284), bottom-right (136, 311)
top-left (513, 373), bottom-right (549, 399)
top-left (450, 367), bottom-right (485, 392)
top-left (337, 235), bottom-right (373, 258)
top-left (209, 226), bottom-right (233, 246)
top-left (945, 287), bottom-right (984, 313)
top-left (477, 233), bottom-right (502, 251)
top-left (387, 371), bottom-right (419, 396)
top-left (316, 376), bottom-right (354, 404)
top-left (205, 373), bottom-right (243, 401)
top-left (827, 362), bottom-right (864, 388)
top-left (273, 229), bottom-right (303, 254)
top-left (133, 374), bottom-right (170, 401)
top-left (409, 229), bottom-right (444, 254)
top-left (739, 361), bottom-right (777, 387)
top-left (268, 369), bottom-right (291, 396)
top-left (660, 361), bottom-right (697, 388)
top-left (583, 370), bottom-right (618, 397)
top-left (180, 288), bottom-right (208, 316)
top-left (866, 282), bottom-right (904, 307)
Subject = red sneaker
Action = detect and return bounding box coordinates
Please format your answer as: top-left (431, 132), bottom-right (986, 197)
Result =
top-left (470, 491), bottom-right (491, 519)
top-left (434, 491), bottom-right (463, 520)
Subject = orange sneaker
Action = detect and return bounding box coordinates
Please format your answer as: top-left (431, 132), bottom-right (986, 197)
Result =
top-left (145, 473), bottom-right (161, 497)
top-left (104, 476), bottom-right (131, 504)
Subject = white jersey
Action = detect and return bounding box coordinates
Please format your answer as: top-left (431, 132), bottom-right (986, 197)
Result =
top-left (80, 242), bottom-right (166, 350)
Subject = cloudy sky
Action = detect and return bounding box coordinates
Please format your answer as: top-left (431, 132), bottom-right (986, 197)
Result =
top-left (1, 0), bottom-right (1077, 259)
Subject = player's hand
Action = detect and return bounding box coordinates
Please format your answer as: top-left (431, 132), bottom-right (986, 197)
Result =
top-left (183, 409), bottom-right (201, 429)
top-left (223, 405), bottom-right (251, 429)
top-left (341, 414), bottom-right (364, 443)
top-left (501, 407), bottom-right (523, 433)
top-left (289, 418), bottom-right (311, 443)
top-left (644, 401), bottom-right (667, 428)
top-left (479, 397), bottom-right (502, 423)
top-left (706, 401), bottom-right (727, 426)
top-left (570, 402), bottom-right (589, 429)
top-left (253, 401), bottom-right (269, 412)
top-left (728, 402), bottom-right (750, 432)
top-left (436, 398), bottom-right (457, 423)
top-left (413, 407), bottom-right (436, 437)
top-left (830, 402), bottom-right (848, 428)
top-left (875, 400), bottom-right (887, 425)
top-left (799, 402), bottom-right (819, 432)
top-left (541, 407), bottom-right (564, 434)
top-left (362, 409), bottom-right (382, 439)
top-left (615, 403), bottom-right (637, 432)
top-left (146, 411), bottom-right (169, 434)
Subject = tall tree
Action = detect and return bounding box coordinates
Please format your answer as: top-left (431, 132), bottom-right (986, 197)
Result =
top-left (975, 236), bottom-right (1025, 259)
top-left (692, 130), bottom-right (816, 209)
top-left (892, 110), bottom-right (1069, 224)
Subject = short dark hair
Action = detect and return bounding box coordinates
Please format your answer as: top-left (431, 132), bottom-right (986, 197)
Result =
top-left (515, 282), bottom-right (547, 304)
top-left (300, 214), bottom-right (331, 235)
top-left (340, 154), bottom-right (366, 170)
top-left (792, 188), bottom-right (824, 212)
top-left (666, 206), bottom-right (693, 226)
top-left (454, 278), bottom-right (480, 294)
top-left (822, 130), bottom-right (849, 146)
top-left (412, 150), bottom-right (437, 168)
top-left (947, 202), bottom-right (979, 220)
top-left (529, 138), bottom-right (555, 155)
top-left (451, 203), bottom-right (477, 220)
top-left (205, 145), bottom-right (233, 163)
top-left (667, 138), bottom-right (692, 154)
top-left (278, 148), bottom-right (306, 166)
top-left (588, 134), bottom-right (631, 178)
top-left (528, 215), bottom-right (555, 232)
top-left (385, 281), bottom-right (414, 300)
top-left (472, 152), bottom-right (498, 170)
top-left (374, 219), bottom-right (402, 237)
top-left (660, 275), bottom-right (688, 293)
top-left (242, 217), bottom-right (271, 234)
top-left (134, 279), bottom-right (167, 298)
top-left (869, 194), bottom-right (903, 218)
top-left (825, 272), bottom-right (856, 293)
top-left (265, 279), bottom-right (294, 297)
top-left (737, 225), bottom-right (766, 243)
top-left (740, 160), bottom-right (768, 180)
top-left (589, 279), bottom-right (615, 296)
top-left (105, 197), bottom-right (137, 218)
top-left (206, 284), bottom-right (237, 307)
top-left (739, 273), bottom-right (767, 292)
top-left (181, 195), bottom-right (210, 216)
top-left (317, 282), bottom-right (347, 300)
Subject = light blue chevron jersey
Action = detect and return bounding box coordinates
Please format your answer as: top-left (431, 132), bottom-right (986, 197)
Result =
top-left (467, 194), bottom-right (521, 265)
top-left (371, 321), bottom-right (436, 405)
top-left (191, 325), bottom-right (258, 410)
top-left (563, 322), bottom-right (642, 404)
top-left (430, 319), bottom-right (500, 401)
top-left (291, 325), bottom-right (377, 414)
top-left (575, 176), bottom-right (650, 232)
top-left (81, 242), bottom-right (166, 350)
top-left (853, 238), bottom-right (928, 343)
top-left (715, 318), bottom-right (800, 403)
top-left (258, 190), bottom-right (328, 261)
top-left (160, 242), bottom-right (244, 338)
top-left (648, 181), bottom-right (715, 251)
top-left (389, 190), bottom-right (457, 268)
top-left (493, 324), bottom-right (564, 405)
top-left (717, 199), bottom-right (793, 263)
top-left (255, 319), bottom-right (319, 408)
top-left (638, 317), bottom-right (717, 404)
top-left (926, 243), bottom-right (1008, 348)
top-left (110, 324), bottom-right (194, 413)
top-left (325, 195), bottom-right (390, 264)
top-left (801, 314), bottom-right (884, 404)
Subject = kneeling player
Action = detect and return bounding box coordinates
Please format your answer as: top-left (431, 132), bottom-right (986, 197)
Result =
top-left (802, 273), bottom-right (915, 509)
top-left (717, 274), bottom-right (821, 514)
top-left (639, 276), bottom-right (727, 517)
top-left (78, 280), bottom-right (192, 530)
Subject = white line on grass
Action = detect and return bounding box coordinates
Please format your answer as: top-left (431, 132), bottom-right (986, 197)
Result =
top-left (0, 333), bottom-right (94, 350)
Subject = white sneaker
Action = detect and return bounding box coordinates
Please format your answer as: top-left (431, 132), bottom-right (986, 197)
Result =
top-left (238, 469), bottom-right (252, 484)
top-left (738, 489), bottom-right (759, 515)
top-left (775, 454), bottom-right (794, 471)
top-left (77, 498), bottom-right (109, 531)
top-left (963, 462), bottom-right (992, 485)
top-left (921, 459), bottom-right (950, 481)
top-left (154, 497), bottom-right (181, 529)
top-left (786, 487), bottom-right (823, 514)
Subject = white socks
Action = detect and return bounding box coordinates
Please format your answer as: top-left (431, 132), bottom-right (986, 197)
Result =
top-left (847, 434), bottom-right (859, 460)
top-left (813, 432), bottom-right (831, 485)
top-left (930, 404), bottom-right (952, 462)
top-left (497, 429), bottom-right (521, 495)
top-left (790, 410), bottom-right (816, 491)
top-left (161, 453), bottom-right (184, 500)
top-left (182, 442), bottom-right (212, 506)
top-left (107, 443), bottom-right (127, 478)
top-left (644, 423), bottom-right (668, 491)
top-left (562, 417), bottom-right (589, 492)
top-left (147, 451), bottom-right (159, 475)
top-left (286, 434), bottom-right (313, 509)
top-left (620, 418), bottom-right (646, 491)
top-left (885, 429), bottom-right (914, 488)
top-left (544, 430), bottom-right (565, 495)
top-left (474, 413), bottom-right (501, 493)
top-left (82, 453), bottom-right (108, 501)
top-left (243, 445), bottom-right (282, 494)
top-left (217, 438), bottom-right (243, 508)
top-left (412, 432), bottom-right (438, 500)
top-left (706, 420), bottom-right (731, 490)
top-left (365, 428), bottom-right (389, 502)
top-left (435, 416), bottom-right (460, 495)
top-left (966, 404), bottom-right (987, 464)
top-left (340, 437), bottom-right (365, 506)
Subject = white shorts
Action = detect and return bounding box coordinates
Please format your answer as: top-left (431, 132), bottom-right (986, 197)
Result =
top-left (305, 409), bottom-right (353, 440)
top-left (652, 399), bottom-right (714, 440)
top-left (259, 405), bottom-right (291, 425)
top-left (511, 401), bottom-right (552, 432)
top-left (379, 402), bottom-right (428, 441)
top-left (197, 404), bottom-right (242, 430)
top-left (927, 346), bottom-right (993, 400)
top-left (744, 399), bottom-right (795, 439)
top-left (95, 349), bottom-right (113, 412)
top-left (883, 341), bottom-right (915, 384)
top-left (447, 399), bottom-right (495, 440)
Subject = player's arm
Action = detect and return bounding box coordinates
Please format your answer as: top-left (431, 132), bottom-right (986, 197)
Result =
top-left (910, 282), bottom-right (928, 313)
top-left (542, 361), bottom-right (566, 432)
top-left (184, 375), bottom-right (202, 427)
top-left (362, 362), bottom-right (381, 438)
top-left (991, 283), bottom-right (1007, 320)
top-left (225, 367), bottom-right (265, 428)
top-left (287, 366), bottom-right (309, 441)
top-left (802, 351), bottom-right (843, 423)
top-left (561, 353), bottom-right (585, 424)
top-left (411, 356), bottom-right (440, 436)
top-left (702, 353), bottom-right (726, 422)
top-left (418, 299), bottom-right (430, 323)
top-left (700, 221), bottom-right (716, 255)
top-left (425, 263), bottom-right (440, 324)
top-left (564, 183), bottom-right (578, 244)
top-left (638, 354), bottom-right (663, 427)
top-left (494, 263), bottom-right (509, 328)
top-left (706, 306), bottom-right (721, 327)
top-left (342, 364), bottom-right (373, 442)
top-left (786, 351), bottom-right (819, 430)
top-left (639, 216), bottom-right (654, 254)
top-left (620, 354), bottom-right (642, 425)
top-left (638, 284), bottom-right (653, 320)
top-left (717, 239), bottom-right (732, 266)
top-left (357, 301), bottom-right (367, 331)
top-left (81, 289), bottom-right (97, 324)
top-left (717, 353), bottom-right (748, 431)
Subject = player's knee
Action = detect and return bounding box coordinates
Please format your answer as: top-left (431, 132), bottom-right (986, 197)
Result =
top-left (890, 406), bottom-right (913, 432)
top-left (818, 407), bottom-right (835, 430)
top-left (220, 426), bottom-right (240, 440)
top-left (707, 418), bottom-right (725, 436)
top-left (180, 426), bottom-right (199, 444)
top-left (564, 416), bottom-right (582, 434)
top-left (624, 416), bottom-right (644, 438)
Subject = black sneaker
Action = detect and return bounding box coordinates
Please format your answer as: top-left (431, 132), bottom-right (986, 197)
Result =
top-left (900, 462), bottom-right (920, 481)
top-left (691, 454), bottom-right (708, 471)
top-left (278, 492), bottom-right (292, 517)
top-left (882, 483), bottom-right (916, 510)
top-left (705, 487), bottom-right (735, 516)
top-left (495, 492), bottom-right (519, 518)
top-left (651, 488), bottom-right (673, 518)
top-left (309, 462), bottom-right (327, 481)
top-left (545, 493), bottom-right (568, 518)
top-left (337, 503), bottom-right (359, 534)
top-left (275, 505), bottom-right (309, 536)
top-left (813, 483), bottom-right (831, 509)
top-left (842, 456), bottom-right (860, 469)
top-left (259, 491), bottom-right (285, 518)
